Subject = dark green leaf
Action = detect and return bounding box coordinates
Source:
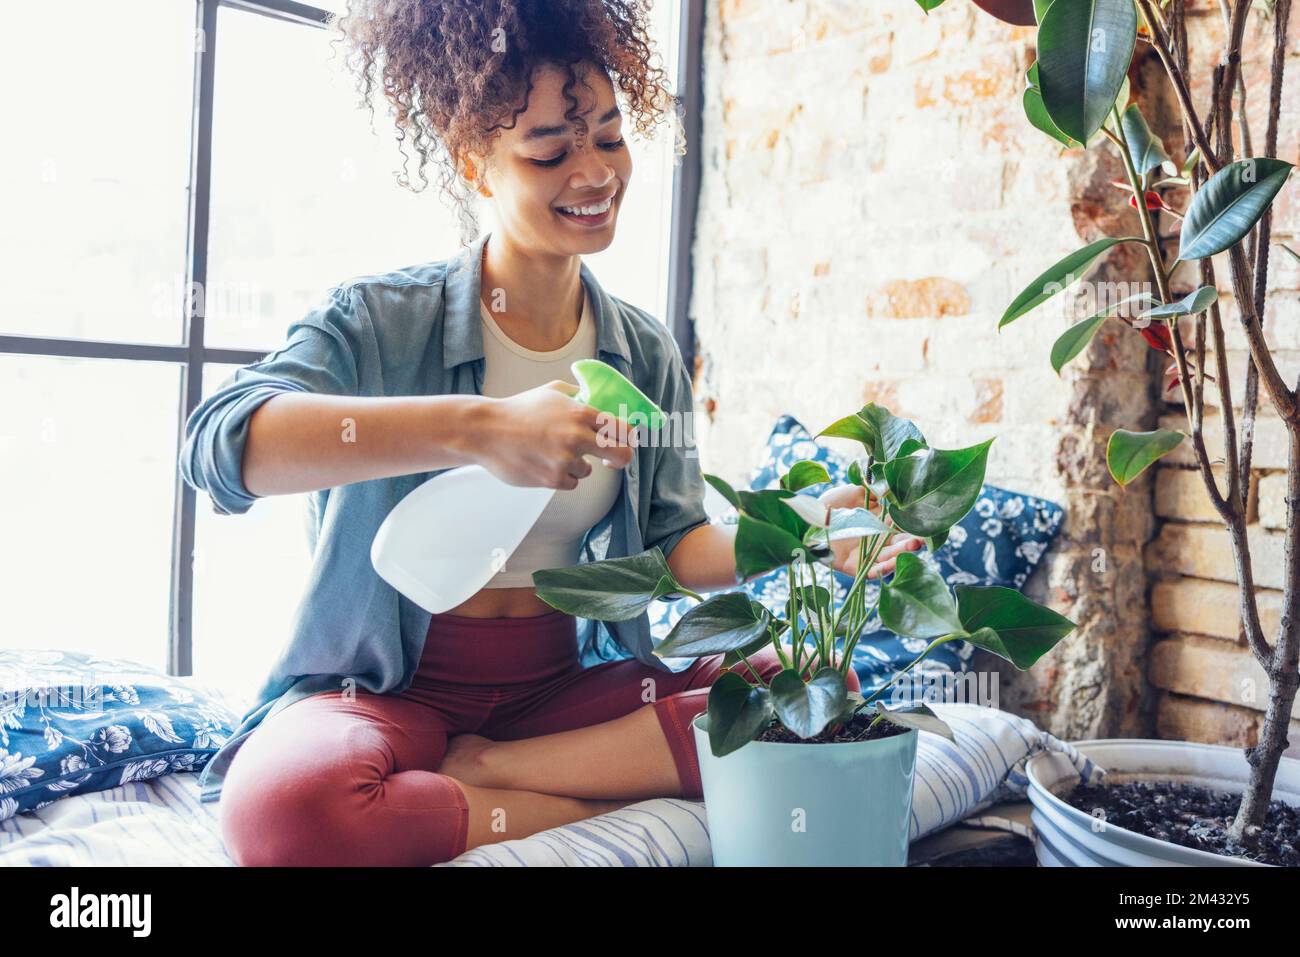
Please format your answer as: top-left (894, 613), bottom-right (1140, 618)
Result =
top-left (1106, 427), bottom-right (1185, 486)
top-left (704, 473), bottom-right (741, 509)
top-left (1024, 62), bottom-right (1080, 148)
top-left (705, 671), bottom-right (774, 757)
top-left (1000, 237), bottom-right (1145, 328)
top-left (879, 551), bottom-right (964, 639)
top-left (1036, 0), bottom-right (1137, 143)
top-left (534, 548), bottom-right (683, 621)
top-left (771, 668), bottom-right (848, 739)
top-left (817, 404), bottom-right (926, 464)
top-left (1050, 292), bottom-right (1155, 373)
top-left (655, 593), bottom-right (773, 658)
top-left (883, 439), bottom-right (993, 538)
top-left (1120, 103), bottom-right (1173, 177)
top-left (1179, 158), bottom-right (1294, 261)
top-left (734, 513), bottom-right (814, 579)
top-left (956, 588), bottom-right (1077, 669)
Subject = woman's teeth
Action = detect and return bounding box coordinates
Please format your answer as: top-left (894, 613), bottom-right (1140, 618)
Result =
top-left (557, 197), bottom-right (613, 216)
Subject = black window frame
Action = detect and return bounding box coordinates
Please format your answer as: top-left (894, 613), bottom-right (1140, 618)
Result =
top-left (0, 0), bottom-right (703, 677)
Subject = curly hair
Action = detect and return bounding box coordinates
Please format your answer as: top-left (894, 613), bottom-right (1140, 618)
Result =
top-left (334, 0), bottom-right (674, 237)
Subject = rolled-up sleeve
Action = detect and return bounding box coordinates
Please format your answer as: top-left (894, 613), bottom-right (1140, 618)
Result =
top-left (642, 348), bottom-right (711, 559)
top-left (179, 285), bottom-right (365, 516)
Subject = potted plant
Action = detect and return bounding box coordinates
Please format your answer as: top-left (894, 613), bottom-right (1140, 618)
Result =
top-left (535, 403), bottom-right (1076, 866)
top-left (914, 0), bottom-right (1300, 865)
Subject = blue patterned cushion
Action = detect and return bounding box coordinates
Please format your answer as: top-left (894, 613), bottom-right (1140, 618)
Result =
top-left (0, 649), bottom-right (239, 822)
top-left (648, 415), bottom-right (1065, 697)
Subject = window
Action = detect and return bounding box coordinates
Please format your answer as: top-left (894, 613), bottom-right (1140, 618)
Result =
top-left (0, 0), bottom-right (699, 685)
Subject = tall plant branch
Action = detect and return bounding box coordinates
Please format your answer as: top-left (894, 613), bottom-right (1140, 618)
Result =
top-left (1240, 0), bottom-right (1293, 485)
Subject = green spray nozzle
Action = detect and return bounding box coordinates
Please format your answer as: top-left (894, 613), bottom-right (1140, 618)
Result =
top-left (571, 358), bottom-right (666, 431)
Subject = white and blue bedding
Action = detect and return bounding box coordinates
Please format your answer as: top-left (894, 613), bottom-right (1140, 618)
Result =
top-left (0, 702), bottom-right (1098, 866)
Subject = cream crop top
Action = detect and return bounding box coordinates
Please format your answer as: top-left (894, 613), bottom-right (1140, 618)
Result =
top-left (478, 289), bottom-right (624, 588)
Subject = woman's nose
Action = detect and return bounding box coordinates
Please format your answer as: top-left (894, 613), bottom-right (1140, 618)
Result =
top-left (569, 150), bottom-right (615, 191)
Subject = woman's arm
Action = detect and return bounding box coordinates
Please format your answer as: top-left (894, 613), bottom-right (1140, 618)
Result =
top-left (240, 392), bottom-right (490, 497)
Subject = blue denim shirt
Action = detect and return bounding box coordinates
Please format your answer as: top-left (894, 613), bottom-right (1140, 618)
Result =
top-left (179, 231), bottom-right (710, 804)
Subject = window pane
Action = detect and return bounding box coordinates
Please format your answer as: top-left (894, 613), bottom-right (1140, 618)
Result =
top-left (0, 1), bottom-right (193, 344)
top-left (0, 356), bottom-right (179, 669)
top-left (583, 0), bottom-right (682, 320)
top-left (205, 8), bottom-right (462, 351)
top-left (191, 365), bottom-right (313, 703)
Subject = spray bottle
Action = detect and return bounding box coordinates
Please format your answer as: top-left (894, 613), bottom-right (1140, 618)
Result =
top-left (370, 358), bottom-right (666, 614)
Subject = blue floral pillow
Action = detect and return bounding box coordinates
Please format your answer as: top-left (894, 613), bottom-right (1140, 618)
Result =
top-left (0, 649), bottom-right (239, 822)
top-left (648, 415), bottom-right (1065, 698)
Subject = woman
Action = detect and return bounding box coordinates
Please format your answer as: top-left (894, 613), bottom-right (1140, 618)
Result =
top-left (180, 0), bottom-right (922, 866)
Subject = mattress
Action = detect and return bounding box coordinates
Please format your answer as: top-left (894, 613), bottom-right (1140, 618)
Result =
top-left (0, 768), bottom-right (713, 867)
top-left (0, 702), bottom-right (1095, 866)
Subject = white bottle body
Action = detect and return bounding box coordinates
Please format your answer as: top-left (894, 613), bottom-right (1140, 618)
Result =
top-left (370, 465), bottom-right (555, 614)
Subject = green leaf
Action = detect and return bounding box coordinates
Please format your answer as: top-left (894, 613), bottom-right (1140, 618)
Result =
top-left (1180, 146), bottom-right (1202, 179)
top-left (782, 460), bottom-right (832, 493)
top-left (1050, 313), bottom-right (1109, 374)
top-left (737, 488), bottom-right (806, 538)
top-left (1025, 62), bottom-right (1081, 148)
top-left (1140, 285), bottom-right (1218, 320)
top-left (879, 552), bottom-right (964, 639)
top-left (955, 588), bottom-right (1078, 669)
top-left (1000, 237), bottom-right (1145, 328)
top-left (1036, 0), bottom-right (1137, 143)
top-left (1033, 0), bottom-right (1054, 22)
top-left (818, 404), bottom-right (926, 464)
top-left (704, 671), bottom-right (774, 757)
top-left (1106, 427), bottom-right (1185, 486)
top-left (873, 701), bottom-right (956, 742)
top-left (1179, 158), bottom-right (1294, 261)
top-left (1050, 291), bottom-right (1155, 373)
top-left (533, 547), bottom-right (684, 621)
top-left (704, 473), bottom-right (741, 510)
top-left (771, 667), bottom-right (848, 740)
top-left (655, 593), bottom-right (773, 658)
top-left (734, 513), bottom-right (814, 580)
top-left (1119, 103), bottom-right (1173, 177)
top-left (913, 0), bottom-right (946, 11)
top-left (883, 439), bottom-right (994, 538)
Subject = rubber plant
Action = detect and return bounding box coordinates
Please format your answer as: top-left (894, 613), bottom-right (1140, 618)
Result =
top-left (534, 404), bottom-right (1077, 757)
top-left (916, 0), bottom-right (1297, 848)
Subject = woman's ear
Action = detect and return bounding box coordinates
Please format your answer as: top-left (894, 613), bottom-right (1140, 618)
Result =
top-left (459, 150), bottom-right (493, 198)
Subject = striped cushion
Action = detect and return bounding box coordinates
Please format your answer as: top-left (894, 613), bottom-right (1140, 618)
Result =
top-left (0, 702), bottom-right (1097, 866)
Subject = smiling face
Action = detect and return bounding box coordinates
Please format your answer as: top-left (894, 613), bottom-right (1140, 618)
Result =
top-left (474, 61), bottom-right (631, 257)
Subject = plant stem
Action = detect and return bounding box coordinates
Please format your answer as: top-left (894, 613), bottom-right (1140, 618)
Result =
top-left (861, 635), bottom-right (955, 706)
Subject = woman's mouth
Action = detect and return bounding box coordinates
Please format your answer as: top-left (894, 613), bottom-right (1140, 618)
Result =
top-left (555, 195), bottom-right (614, 228)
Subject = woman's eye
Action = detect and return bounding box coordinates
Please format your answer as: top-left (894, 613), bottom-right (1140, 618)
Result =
top-left (598, 138), bottom-right (626, 151)
top-left (531, 153), bottom-right (566, 168)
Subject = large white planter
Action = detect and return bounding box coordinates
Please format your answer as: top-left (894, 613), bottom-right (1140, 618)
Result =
top-left (1026, 738), bottom-right (1300, 867)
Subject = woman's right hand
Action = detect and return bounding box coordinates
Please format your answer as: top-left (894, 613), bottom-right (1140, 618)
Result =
top-left (473, 381), bottom-right (636, 491)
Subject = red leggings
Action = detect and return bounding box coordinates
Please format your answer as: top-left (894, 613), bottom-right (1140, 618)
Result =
top-left (218, 608), bottom-right (859, 866)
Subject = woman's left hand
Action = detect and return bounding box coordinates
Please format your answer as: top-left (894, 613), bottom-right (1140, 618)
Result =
top-left (815, 484), bottom-right (925, 579)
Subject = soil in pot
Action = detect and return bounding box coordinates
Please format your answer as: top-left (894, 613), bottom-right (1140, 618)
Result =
top-left (1064, 780), bottom-right (1300, 867)
top-left (754, 713), bottom-right (911, 745)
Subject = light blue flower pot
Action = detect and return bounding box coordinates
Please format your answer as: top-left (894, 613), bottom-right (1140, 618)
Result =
top-left (693, 713), bottom-right (918, 867)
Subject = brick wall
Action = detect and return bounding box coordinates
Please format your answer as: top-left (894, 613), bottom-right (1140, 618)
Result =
top-left (688, 0), bottom-right (1163, 738)
top-left (688, 1), bottom-right (1300, 749)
